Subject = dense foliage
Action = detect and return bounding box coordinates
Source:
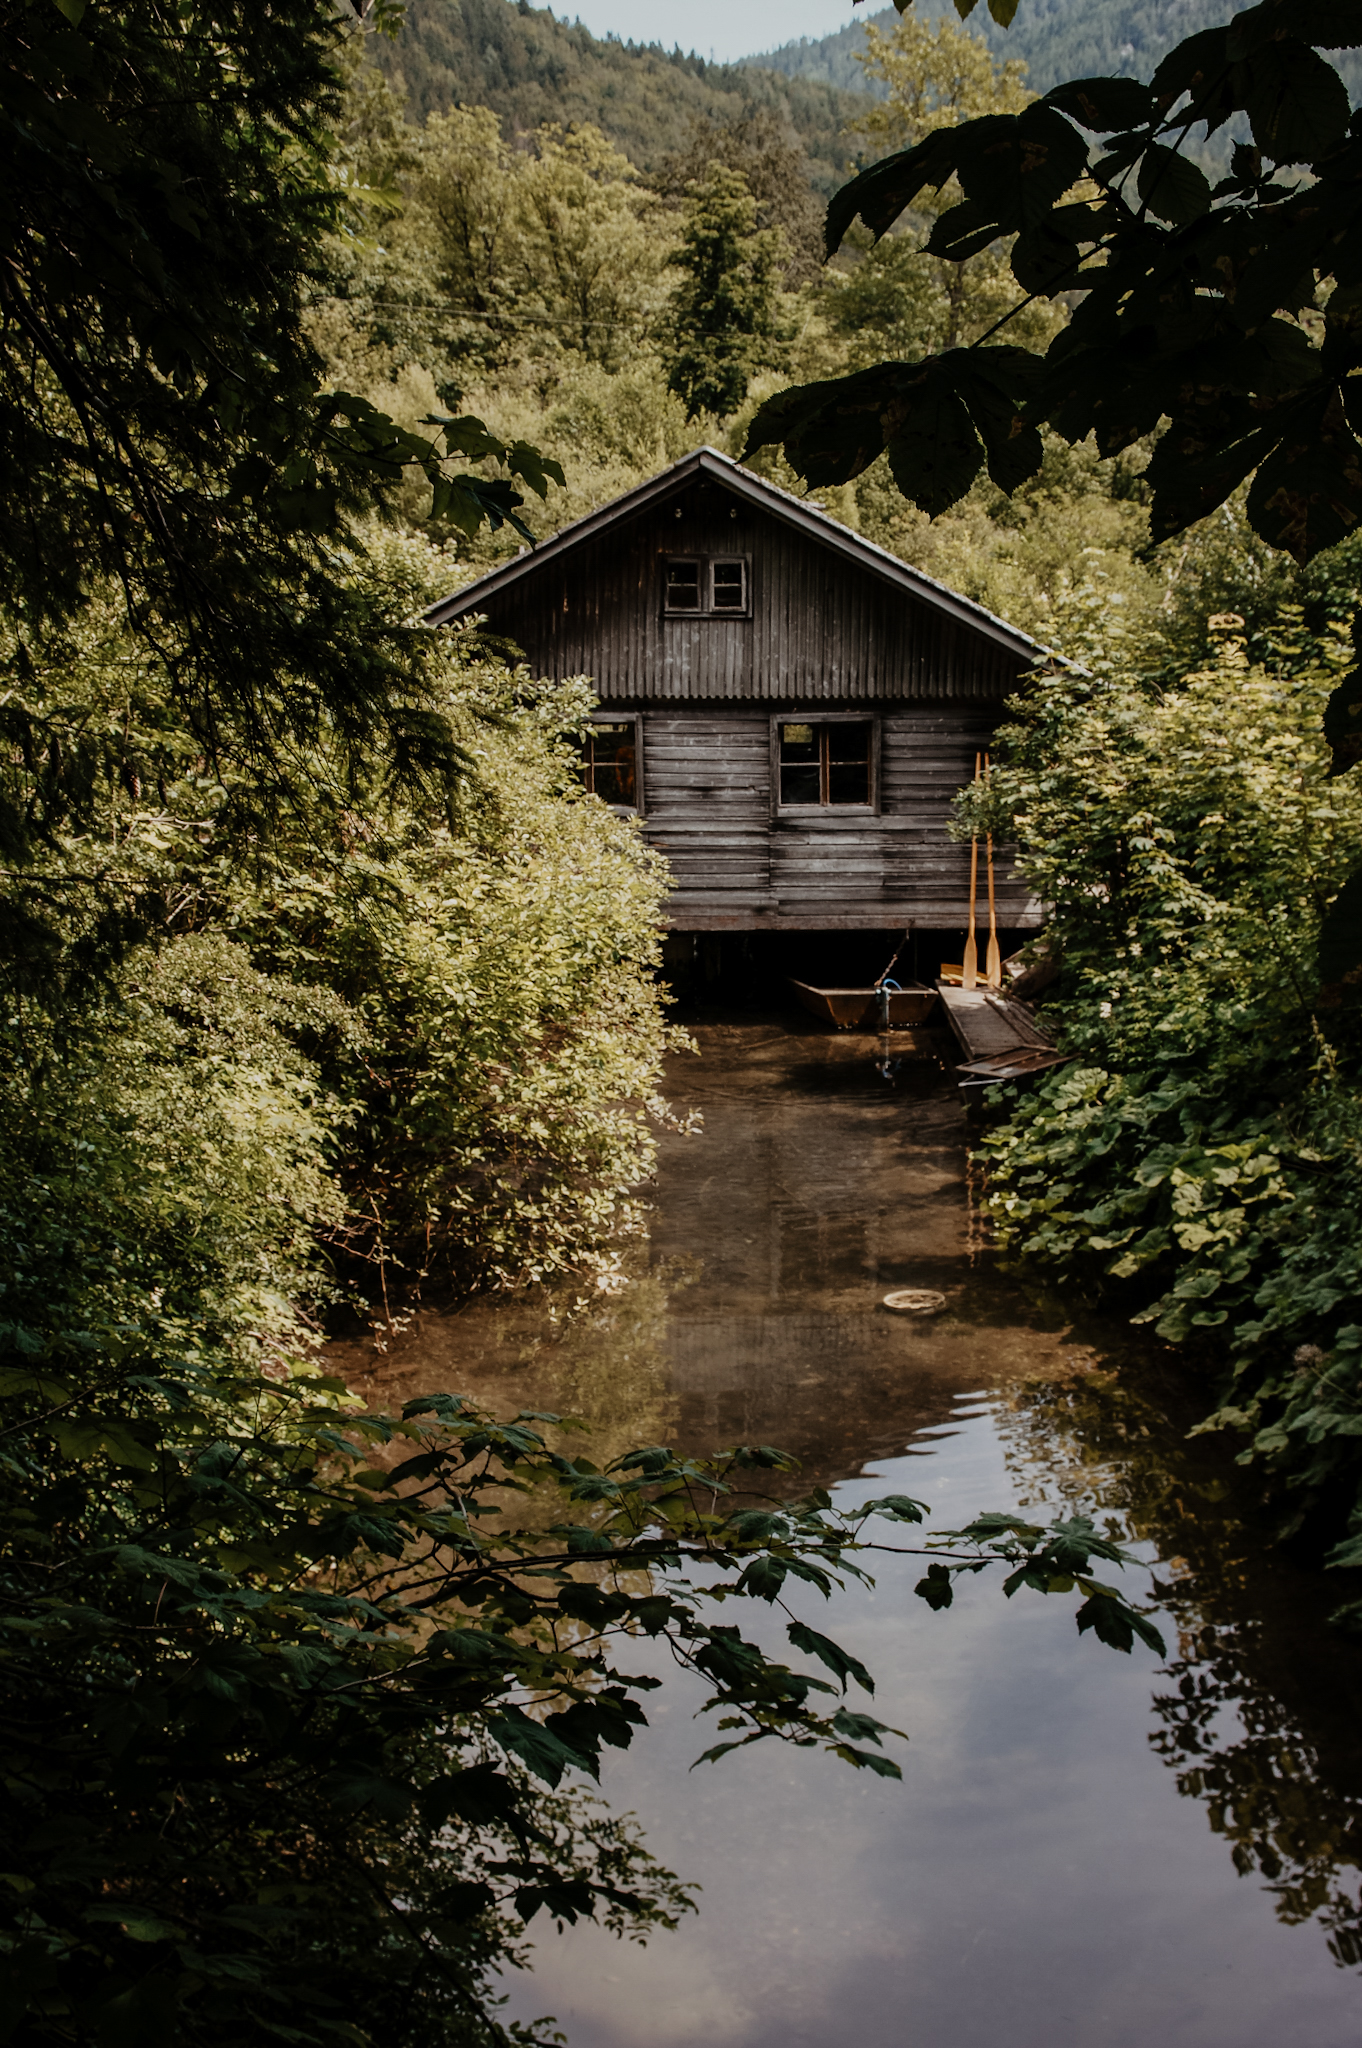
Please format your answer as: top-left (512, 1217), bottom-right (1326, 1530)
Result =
top-left (1, 518), bottom-right (679, 1285)
top-left (660, 167), bottom-right (788, 420)
top-left (374, 0), bottom-right (861, 192)
top-left (749, 1), bottom-right (1362, 801)
top-left (0, 7), bottom-right (1181, 2042)
top-left (320, 10), bottom-right (1199, 653)
top-left (968, 623), bottom-right (1362, 1554)
top-left (0, 0), bottom-right (565, 915)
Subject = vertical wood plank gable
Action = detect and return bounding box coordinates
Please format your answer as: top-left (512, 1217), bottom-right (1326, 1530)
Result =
top-left (482, 482), bottom-right (1026, 704)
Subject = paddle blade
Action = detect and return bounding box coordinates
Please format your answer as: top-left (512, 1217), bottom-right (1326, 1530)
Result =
top-left (986, 935), bottom-right (1001, 989)
top-left (965, 831), bottom-right (979, 990)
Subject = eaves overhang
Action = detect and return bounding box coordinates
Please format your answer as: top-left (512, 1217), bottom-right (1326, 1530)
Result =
top-left (424, 445), bottom-right (1055, 669)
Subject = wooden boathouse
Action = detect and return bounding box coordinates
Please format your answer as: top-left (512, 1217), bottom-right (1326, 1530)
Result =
top-left (427, 447), bottom-right (1046, 939)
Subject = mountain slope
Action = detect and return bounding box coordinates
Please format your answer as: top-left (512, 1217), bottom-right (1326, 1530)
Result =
top-left (374, 0), bottom-right (866, 192)
top-left (747, 0), bottom-right (1360, 102)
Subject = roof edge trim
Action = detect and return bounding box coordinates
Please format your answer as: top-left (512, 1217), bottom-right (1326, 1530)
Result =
top-left (424, 446), bottom-right (1052, 665)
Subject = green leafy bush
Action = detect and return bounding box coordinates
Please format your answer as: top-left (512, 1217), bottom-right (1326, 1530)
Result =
top-left (0, 984), bottom-right (1157, 2041)
top-left (971, 624), bottom-right (1362, 1544)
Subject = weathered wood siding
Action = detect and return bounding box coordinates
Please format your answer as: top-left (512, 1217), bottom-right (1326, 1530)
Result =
top-left (639, 707), bottom-right (1038, 931)
top-left (477, 475), bottom-right (1024, 704)
top-left (442, 455), bottom-right (1043, 930)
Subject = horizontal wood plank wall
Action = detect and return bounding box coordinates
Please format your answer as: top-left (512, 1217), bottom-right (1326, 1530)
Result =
top-left (639, 707), bottom-right (1039, 930)
top-left (474, 477), bottom-right (1026, 704)
top-left (644, 712), bottom-right (770, 909)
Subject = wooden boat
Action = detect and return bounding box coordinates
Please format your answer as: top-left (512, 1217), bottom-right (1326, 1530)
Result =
top-left (788, 979), bottom-right (939, 1031)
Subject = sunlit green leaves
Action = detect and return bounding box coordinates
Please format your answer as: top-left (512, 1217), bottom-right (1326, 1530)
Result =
top-left (972, 631), bottom-right (1362, 1523)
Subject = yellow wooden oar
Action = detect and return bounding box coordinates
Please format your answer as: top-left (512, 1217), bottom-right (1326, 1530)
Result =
top-left (985, 751), bottom-right (1001, 990)
top-left (962, 751), bottom-right (980, 991)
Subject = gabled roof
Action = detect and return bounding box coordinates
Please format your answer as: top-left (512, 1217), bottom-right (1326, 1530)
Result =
top-left (425, 445), bottom-right (1049, 666)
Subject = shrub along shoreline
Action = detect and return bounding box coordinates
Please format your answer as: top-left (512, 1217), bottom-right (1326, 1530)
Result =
top-left (968, 619), bottom-right (1362, 1592)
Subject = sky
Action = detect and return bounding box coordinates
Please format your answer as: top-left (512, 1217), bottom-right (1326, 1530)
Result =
top-left (556, 0), bottom-right (867, 64)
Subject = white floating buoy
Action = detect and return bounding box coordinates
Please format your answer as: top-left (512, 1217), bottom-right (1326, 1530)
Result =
top-left (882, 1288), bottom-right (947, 1316)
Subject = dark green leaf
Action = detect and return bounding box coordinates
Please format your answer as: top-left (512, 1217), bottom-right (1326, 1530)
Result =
top-left (916, 1562), bottom-right (955, 1610)
top-left (1136, 145), bottom-right (1212, 227)
top-left (489, 1708), bottom-right (595, 1787)
top-left (431, 1880), bottom-right (495, 1923)
top-left (861, 1493), bottom-right (927, 1524)
top-left (1150, 27), bottom-right (1234, 128)
top-left (1323, 633), bottom-right (1362, 774)
top-left (788, 1620), bottom-right (875, 1694)
top-left (1318, 869), bottom-right (1362, 988)
top-left (1075, 1592), bottom-right (1167, 1658)
top-left (1245, 393), bottom-right (1362, 560)
top-left (420, 1765), bottom-right (525, 1830)
top-left (737, 1555), bottom-right (788, 1601)
top-left (1043, 78), bottom-right (1154, 132)
top-left (824, 130), bottom-right (964, 254)
top-left (1236, 39), bottom-right (1351, 162)
top-left (955, 106), bottom-right (1090, 230)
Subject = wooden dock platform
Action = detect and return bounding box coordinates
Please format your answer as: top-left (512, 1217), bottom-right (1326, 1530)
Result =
top-left (934, 982), bottom-right (1068, 1084)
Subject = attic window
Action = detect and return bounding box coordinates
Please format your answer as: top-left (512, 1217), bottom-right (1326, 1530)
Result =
top-left (664, 556), bottom-right (750, 617)
top-left (778, 719), bottom-right (875, 808)
top-left (665, 559), bottom-right (701, 611)
top-left (710, 559), bottom-right (747, 611)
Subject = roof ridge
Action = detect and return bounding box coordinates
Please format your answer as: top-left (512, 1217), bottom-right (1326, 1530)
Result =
top-left (424, 444), bottom-right (1051, 664)
top-left (692, 447), bottom-right (1040, 654)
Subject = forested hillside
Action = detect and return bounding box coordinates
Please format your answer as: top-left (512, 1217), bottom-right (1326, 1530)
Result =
top-left (748, 0), bottom-right (1362, 102)
top-left (332, 5), bottom-right (1358, 675)
top-left (374, 0), bottom-right (864, 190)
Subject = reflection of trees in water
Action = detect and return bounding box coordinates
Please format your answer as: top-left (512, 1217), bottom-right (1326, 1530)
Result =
top-left (994, 1352), bottom-right (1362, 1973)
top-left (485, 1250), bottom-right (696, 1471)
top-left (339, 1248), bottom-right (693, 1528)
top-left (1152, 1628), bottom-right (1362, 1967)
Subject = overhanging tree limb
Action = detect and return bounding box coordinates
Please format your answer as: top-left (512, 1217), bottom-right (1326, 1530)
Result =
top-left (748, 0), bottom-right (1362, 766)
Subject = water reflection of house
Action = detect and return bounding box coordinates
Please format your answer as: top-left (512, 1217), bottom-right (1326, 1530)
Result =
top-left (428, 446), bottom-right (1047, 946)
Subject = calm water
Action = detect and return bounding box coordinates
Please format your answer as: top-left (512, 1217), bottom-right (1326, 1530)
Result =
top-left (340, 1013), bottom-right (1362, 2048)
